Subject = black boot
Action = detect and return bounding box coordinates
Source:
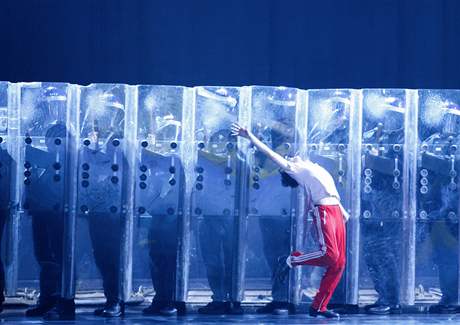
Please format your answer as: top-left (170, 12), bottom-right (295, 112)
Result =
top-left (366, 304), bottom-right (390, 315)
top-left (429, 304), bottom-right (458, 314)
top-left (0, 295), bottom-right (4, 314)
top-left (309, 307), bottom-right (340, 319)
top-left (25, 296), bottom-right (58, 317)
top-left (329, 304), bottom-right (359, 314)
top-left (159, 303), bottom-right (177, 316)
top-left (143, 300), bottom-right (166, 315)
top-left (100, 300), bottom-right (124, 318)
top-left (43, 298), bottom-right (75, 320)
top-left (257, 301), bottom-right (292, 315)
top-left (256, 302), bottom-right (277, 314)
top-left (144, 300), bottom-right (178, 317)
top-left (175, 301), bottom-right (187, 315)
top-left (198, 301), bottom-right (230, 315)
top-left (367, 304), bottom-right (401, 315)
top-left (227, 302), bottom-right (244, 315)
top-left (94, 306), bottom-right (105, 316)
top-left (273, 302), bottom-right (292, 315)
top-left (95, 301), bottom-right (123, 317)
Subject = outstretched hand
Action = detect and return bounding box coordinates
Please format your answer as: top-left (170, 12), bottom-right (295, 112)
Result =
top-left (230, 122), bottom-right (250, 139)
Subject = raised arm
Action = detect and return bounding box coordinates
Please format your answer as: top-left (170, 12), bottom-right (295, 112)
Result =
top-left (231, 122), bottom-right (290, 170)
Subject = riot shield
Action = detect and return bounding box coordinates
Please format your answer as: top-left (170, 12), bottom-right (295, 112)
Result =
top-left (306, 89), bottom-right (358, 308)
top-left (414, 90), bottom-right (460, 309)
top-left (74, 84), bottom-right (128, 304)
top-left (359, 89), bottom-right (410, 307)
top-left (242, 86), bottom-right (300, 306)
top-left (0, 82), bottom-right (11, 215)
top-left (184, 86), bottom-right (241, 306)
top-left (0, 82), bottom-right (14, 300)
top-left (133, 85), bottom-right (186, 310)
top-left (16, 82), bottom-right (71, 305)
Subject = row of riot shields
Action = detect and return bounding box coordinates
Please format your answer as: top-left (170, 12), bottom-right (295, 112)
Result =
top-left (0, 81), bottom-right (459, 308)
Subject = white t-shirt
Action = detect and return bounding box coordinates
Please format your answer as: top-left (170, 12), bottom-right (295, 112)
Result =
top-left (284, 156), bottom-right (349, 221)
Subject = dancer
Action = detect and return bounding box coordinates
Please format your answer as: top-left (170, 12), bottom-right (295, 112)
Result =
top-left (231, 123), bottom-right (347, 319)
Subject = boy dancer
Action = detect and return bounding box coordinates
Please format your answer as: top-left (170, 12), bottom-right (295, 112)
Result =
top-left (231, 123), bottom-right (347, 319)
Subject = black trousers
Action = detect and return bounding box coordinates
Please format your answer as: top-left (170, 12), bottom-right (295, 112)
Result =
top-left (149, 215), bottom-right (178, 302)
top-left (430, 220), bottom-right (458, 305)
top-left (87, 214), bottom-right (121, 303)
top-left (361, 220), bottom-right (401, 305)
top-left (30, 211), bottom-right (64, 303)
top-left (199, 216), bottom-right (233, 302)
top-left (0, 210), bottom-right (7, 304)
top-left (258, 216), bottom-right (290, 302)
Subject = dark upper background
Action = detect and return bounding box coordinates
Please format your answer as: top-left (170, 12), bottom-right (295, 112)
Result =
top-left (0, 0), bottom-right (459, 89)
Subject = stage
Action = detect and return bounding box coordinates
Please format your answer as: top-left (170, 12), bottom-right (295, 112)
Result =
top-left (1, 307), bottom-right (460, 325)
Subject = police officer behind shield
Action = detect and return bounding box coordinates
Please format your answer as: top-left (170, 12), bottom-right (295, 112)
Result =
top-left (0, 135), bottom-right (12, 313)
top-left (361, 103), bottom-right (404, 315)
top-left (195, 128), bottom-right (243, 315)
top-left (140, 115), bottom-right (185, 316)
top-left (80, 104), bottom-right (125, 318)
top-left (250, 125), bottom-right (295, 315)
top-left (420, 105), bottom-right (460, 313)
top-left (24, 124), bottom-right (76, 319)
top-left (23, 87), bottom-right (76, 320)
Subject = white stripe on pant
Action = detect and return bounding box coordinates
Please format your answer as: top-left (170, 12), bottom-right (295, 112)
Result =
top-left (291, 207), bottom-right (327, 264)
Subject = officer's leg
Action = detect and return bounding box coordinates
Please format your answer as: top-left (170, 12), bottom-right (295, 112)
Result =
top-left (26, 213), bottom-right (60, 316)
top-left (144, 216), bottom-right (179, 316)
top-left (271, 217), bottom-right (291, 304)
top-left (49, 212), bottom-right (65, 297)
top-left (162, 216), bottom-right (181, 311)
top-left (41, 212), bottom-right (76, 320)
top-left (430, 221), bottom-right (458, 313)
top-left (382, 222), bottom-right (401, 308)
top-left (222, 218), bottom-right (243, 314)
top-left (365, 221), bottom-right (401, 315)
top-left (198, 217), bottom-right (229, 314)
top-left (436, 241), bottom-right (458, 303)
top-left (88, 214), bottom-right (123, 317)
top-left (361, 222), bottom-right (389, 306)
top-left (199, 217), bottom-right (224, 300)
top-left (33, 213), bottom-right (61, 301)
top-left (92, 215), bottom-right (121, 302)
top-left (222, 218), bottom-right (233, 299)
top-left (0, 210), bottom-right (6, 310)
top-left (257, 216), bottom-right (292, 314)
top-left (149, 218), bottom-right (169, 302)
top-left (257, 216), bottom-right (278, 313)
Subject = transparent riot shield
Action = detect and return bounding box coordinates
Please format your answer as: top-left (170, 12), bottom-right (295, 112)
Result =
top-left (132, 85), bottom-right (186, 311)
top-left (306, 89), bottom-right (358, 308)
top-left (0, 82), bottom-right (15, 299)
top-left (414, 90), bottom-right (460, 309)
top-left (184, 86), bottom-right (241, 306)
top-left (359, 89), bottom-right (410, 308)
top-left (16, 83), bottom-right (71, 305)
top-left (242, 86), bottom-right (300, 307)
top-left (75, 84), bottom-right (128, 304)
top-left (0, 82), bottom-right (10, 214)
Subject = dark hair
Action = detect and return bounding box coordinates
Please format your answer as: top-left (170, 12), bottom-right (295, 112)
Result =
top-left (280, 170), bottom-right (299, 188)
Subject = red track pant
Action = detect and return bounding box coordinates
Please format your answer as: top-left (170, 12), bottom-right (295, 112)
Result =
top-left (290, 204), bottom-right (346, 312)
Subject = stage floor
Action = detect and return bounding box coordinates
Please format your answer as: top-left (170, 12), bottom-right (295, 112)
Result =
top-left (1, 308), bottom-right (460, 325)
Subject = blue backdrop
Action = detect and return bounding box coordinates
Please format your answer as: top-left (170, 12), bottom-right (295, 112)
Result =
top-left (0, 0), bottom-right (459, 88)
